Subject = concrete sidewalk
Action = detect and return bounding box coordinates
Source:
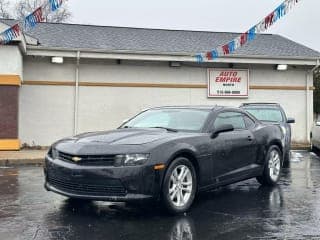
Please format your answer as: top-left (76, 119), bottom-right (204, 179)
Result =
top-left (0, 150), bottom-right (47, 166)
top-left (0, 143), bottom-right (310, 166)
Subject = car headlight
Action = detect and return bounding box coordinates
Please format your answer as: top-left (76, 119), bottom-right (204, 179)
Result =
top-left (114, 154), bottom-right (150, 166)
top-left (48, 147), bottom-right (59, 159)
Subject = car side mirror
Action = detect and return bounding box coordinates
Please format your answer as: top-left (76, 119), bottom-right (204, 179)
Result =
top-left (316, 121), bottom-right (320, 126)
top-left (211, 124), bottom-right (234, 138)
top-left (287, 118), bottom-right (295, 124)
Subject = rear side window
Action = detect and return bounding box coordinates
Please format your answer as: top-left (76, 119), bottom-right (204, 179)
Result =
top-left (214, 112), bottom-right (246, 130)
top-left (244, 108), bottom-right (283, 123)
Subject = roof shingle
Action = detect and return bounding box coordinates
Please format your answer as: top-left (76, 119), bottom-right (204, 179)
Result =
top-left (1, 19), bottom-right (319, 59)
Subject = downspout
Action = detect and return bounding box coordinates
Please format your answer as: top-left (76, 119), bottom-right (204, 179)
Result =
top-left (74, 51), bottom-right (80, 135)
top-left (306, 59), bottom-right (320, 142)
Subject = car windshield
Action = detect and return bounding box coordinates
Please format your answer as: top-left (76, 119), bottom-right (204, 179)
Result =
top-left (243, 107), bottom-right (283, 123)
top-left (122, 108), bottom-right (211, 132)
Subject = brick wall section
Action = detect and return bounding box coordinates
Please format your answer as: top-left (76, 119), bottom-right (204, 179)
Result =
top-left (0, 86), bottom-right (18, 138)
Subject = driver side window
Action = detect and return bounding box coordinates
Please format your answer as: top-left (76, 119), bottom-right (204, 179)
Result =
top-left (214, 111), bottom-right (246, 130)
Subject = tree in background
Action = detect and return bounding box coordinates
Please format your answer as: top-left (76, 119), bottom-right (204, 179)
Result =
top-left (0, 0), bottom-right (10, 19)
top-left (0, 0), bottom-right (71, 23)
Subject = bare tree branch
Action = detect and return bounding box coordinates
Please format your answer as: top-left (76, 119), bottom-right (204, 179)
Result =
top-left (1, 0), bottom-right (71, 23)
top-left (0, 0), bottom-right (12, 19)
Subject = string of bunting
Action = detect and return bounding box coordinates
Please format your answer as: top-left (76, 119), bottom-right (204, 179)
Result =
top-left (195, 0), bottom-right (301, 63)
top-left (0, 0), bottom-right (65, 44)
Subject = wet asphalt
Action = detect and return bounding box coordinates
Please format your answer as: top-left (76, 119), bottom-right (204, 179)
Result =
top-left (0, 151), bottom-right (320, 240)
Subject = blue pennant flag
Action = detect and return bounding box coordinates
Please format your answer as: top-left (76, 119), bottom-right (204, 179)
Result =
top-left (195, 54), bottom-right (204, 63)
top-left (25, 7), bottom-right (43, 29)
top-left (228, 41), bottom-right (235, 53)
top-left (248, 27), bottom-right (256, 41)
top-left (1, 24), bottom-right (20, 44)
top-left (4, 28), bottom-right (14, 42)
top-left (211, 49), bottom-right (218, 60)
top-left (275, 3), bottom-right (286, 22)
top-left (49, 0), bottom-right (63, 12)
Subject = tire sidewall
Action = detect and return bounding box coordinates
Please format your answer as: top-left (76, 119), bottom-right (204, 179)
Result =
top-left (162, 157), bottom-right (197, 214)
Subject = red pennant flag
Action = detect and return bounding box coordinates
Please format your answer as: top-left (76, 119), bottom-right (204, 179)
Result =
top-left (240, 33), bottom-right (247, 46)
top-left (206, 52), bottom-right (213, 60)
top-left (222, 44), bottom-right (230, 55)
top-left (33, 7), bottom-right (44, 22)
top-left (265, 12), bottom-right (274, 29)
top-left (11, 24), bottom-right (21, 38)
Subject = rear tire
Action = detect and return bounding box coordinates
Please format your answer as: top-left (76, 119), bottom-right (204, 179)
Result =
top-left (283, 150), bottom-right (291, 168)
top-left (257, 145), bottom-right (282, 186)
top-left (162, 157), bottom-right (197, 214)
top-left (284, 149), bottom-right (290, 163)
top-left (311, 142), bottom-right (317, 152)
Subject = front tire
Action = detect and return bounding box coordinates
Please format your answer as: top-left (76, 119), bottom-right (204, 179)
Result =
top-left (257, 145), bottom-right (282, 186)
top-left (162, 157), bottom-right (197, 214)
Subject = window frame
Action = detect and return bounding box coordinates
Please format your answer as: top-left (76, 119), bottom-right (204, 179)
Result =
top-left (209, 109), bottom-right (257, 132)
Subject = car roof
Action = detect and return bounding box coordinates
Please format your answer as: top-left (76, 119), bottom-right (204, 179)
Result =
top-left (240, 102), bottom-right (281, 107)
top-left (240, 102), bottom-right (281, 108)
top-left (148, 105), bottom-right (220, 111)
top-left (147, 105), bottom-right (249, 113)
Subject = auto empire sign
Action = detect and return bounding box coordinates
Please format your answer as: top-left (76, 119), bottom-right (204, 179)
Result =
top-left (207, 69), bottom-right (249, 98)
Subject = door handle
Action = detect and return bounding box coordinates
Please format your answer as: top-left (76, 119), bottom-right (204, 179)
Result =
top-left (247, 136), bottom-right (253, 141)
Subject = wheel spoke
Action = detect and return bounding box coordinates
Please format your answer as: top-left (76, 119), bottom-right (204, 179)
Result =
top-left (169, 184), bottom-right (176, 194)
top-left (182, 187), bottom-right (191, 193)
top-left (173, 170), bottom-right (179, 181)
top-left (170, 189), bottom-right (178, 200)
top-left (176, 189), bottom-right (181, 204)
top-left (179, 190), bottom-right (185, 205)
top-left (181, 168), bottom-right (189, 181)
top-left (178, 166), bottom-right (186, 180)
top-left (182, 181), bottom-right (192, 186)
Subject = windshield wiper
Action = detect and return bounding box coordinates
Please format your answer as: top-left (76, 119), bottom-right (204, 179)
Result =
top-left (152, 126), bottom-right (178, 132)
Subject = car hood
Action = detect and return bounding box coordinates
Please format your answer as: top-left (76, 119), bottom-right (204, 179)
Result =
top-left (53, 128), bottom-right (185, 155)
top-left (74, 128), bottom-right (175, 145)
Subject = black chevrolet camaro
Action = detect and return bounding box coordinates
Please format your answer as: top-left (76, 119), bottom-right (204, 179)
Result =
top-left (44, 106), bottom-right (285, 213)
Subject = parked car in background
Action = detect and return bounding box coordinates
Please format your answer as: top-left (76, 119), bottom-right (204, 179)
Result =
top-left (240, 103), bottom-right (295, 164)
top-left (311, 117), bottom-right (320, 151)
top-left (44, 106), bottom-right (285, 214)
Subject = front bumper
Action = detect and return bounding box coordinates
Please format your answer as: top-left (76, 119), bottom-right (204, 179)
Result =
top-left (44, 182), bottom-right (153, 201)
top-left (44, 155), bottom-right (159, 201)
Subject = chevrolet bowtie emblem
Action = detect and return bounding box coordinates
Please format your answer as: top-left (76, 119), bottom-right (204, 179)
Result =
top-left (72, 156), bottom-right (82, 162)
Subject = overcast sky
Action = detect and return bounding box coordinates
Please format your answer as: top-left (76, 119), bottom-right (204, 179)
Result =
top-left (68, 0), bottom-right (319, 52)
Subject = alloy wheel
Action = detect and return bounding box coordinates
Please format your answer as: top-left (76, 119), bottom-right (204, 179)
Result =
top-left (268, 149), bottom-right (281, 182)
top-left (169, 165), bottom-right (193, 207)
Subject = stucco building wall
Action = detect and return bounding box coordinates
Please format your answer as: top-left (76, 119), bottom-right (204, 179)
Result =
top-left (19, 57), bottom-right (313, 146)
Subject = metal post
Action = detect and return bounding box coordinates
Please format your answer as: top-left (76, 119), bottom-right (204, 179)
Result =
top-left (74, 51), bottom-right (80, 135)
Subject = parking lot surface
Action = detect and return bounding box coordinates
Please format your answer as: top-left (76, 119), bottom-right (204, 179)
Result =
top-left (0, 151), bottom-right (320, 240)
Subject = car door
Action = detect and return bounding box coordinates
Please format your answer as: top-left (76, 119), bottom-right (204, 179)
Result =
top-left (312, 118), bottom-right (320, 148)
top-left (210, 111), bottom-right (258, 182)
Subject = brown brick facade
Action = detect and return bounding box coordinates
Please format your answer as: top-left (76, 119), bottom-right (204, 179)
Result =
top-left (0, 86), bottom-right (19, 139)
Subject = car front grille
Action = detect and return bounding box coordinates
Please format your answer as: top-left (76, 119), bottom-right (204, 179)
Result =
top-left (47, 174), bottom-right (127, 197)
top-left (57, 151), bottom-right (116, 166)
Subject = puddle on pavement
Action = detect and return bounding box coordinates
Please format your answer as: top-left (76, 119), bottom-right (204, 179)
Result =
top-left (0, 151), bottom-right (320, 240)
